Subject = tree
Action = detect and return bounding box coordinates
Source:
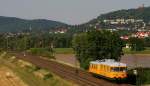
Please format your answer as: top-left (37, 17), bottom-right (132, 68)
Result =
top-left (129, 37), bottom-right (145, 51)
top-left (72, 30), bottom-right (124, 69)
top-left (144, 37), bottom-right (150, 47)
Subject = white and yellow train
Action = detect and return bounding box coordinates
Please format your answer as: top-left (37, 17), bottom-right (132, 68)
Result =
top-left (89, 59), bottom-right (127, 79)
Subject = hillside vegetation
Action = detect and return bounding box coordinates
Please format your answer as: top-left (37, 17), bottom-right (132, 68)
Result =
top-left (0, 16), bottom-right (66, 32)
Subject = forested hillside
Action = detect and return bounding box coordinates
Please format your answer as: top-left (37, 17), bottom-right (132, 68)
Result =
top-left (0, 16), bottom-right (67, 32)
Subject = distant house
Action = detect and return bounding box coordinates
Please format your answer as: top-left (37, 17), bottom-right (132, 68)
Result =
top-left (132, 31), bottom-right (150, 38)
top-left (103, 19), bottom-right (144, 25)
top-left (125, 44), bottom-right (130, 48)
top-left (110, 21), bottom-right (118, 24)
top-left (53, 27), bottom-right (68, 34)
top-left (120, 36), bottom-right (129, 40)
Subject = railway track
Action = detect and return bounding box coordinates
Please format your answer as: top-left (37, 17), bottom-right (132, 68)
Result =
top-left (14, 53), bottom-right (132, 86)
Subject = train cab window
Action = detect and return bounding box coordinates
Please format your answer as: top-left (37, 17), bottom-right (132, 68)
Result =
top-left (111, 67), bottom-right (127, 72)
top-left (120, 67), bottom-right (127, 72)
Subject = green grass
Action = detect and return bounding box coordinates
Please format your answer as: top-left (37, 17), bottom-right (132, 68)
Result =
top-left (142, 68), bottom-right (150, 84)
top-left (0, 52), bottom-right (76, 86)
top-left (123, 47), bottom-right (150, 54)
top-left (54, 48), bottom-right (74, 54)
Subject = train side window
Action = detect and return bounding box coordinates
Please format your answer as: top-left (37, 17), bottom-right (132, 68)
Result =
top-left (108, 66), bottom-right (110, 72)
top-left (107, 66), bottom-right (109, 71)
top-left (106, 66), bottom-right (108, 71)
top-left (96, 65), bottom-right (97, 69)
top-left (93, 65), bottom-right (94, 69)
top-left (105, 65), bottom-right (107, 71)
top-left (99, 65), bottom-right (101, 69)
top-left (102, 65), bottom-right (104, 70)
top-left (103, 65), bottom-right (105, 71)
top-left (93, 64), bottom-right (95, 69)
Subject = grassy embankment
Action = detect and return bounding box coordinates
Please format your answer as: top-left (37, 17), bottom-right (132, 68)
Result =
top-left (0, 52), bottom-right (77, 86)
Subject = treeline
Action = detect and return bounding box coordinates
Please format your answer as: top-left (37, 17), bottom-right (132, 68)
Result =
top-left (0, 32), bottom-right (72, 51)
top-left (123, 37), bottom-right (150, 51)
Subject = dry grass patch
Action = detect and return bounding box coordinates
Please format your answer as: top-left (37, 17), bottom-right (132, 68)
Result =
top-left (0, 66), bottom-right (28, 86)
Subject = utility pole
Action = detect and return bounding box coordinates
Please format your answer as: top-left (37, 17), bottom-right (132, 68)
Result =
top-left (23, 34), bottom-right (26, 57)
top-left (6, 36), bottom-right (9, 51)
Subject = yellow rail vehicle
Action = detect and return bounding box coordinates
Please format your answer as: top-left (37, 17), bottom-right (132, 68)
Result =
top-left (89, 59), bottom-right (127, 79)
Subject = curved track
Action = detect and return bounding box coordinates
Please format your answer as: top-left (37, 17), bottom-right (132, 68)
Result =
top-left (14, 53), bottom-right (132, 86)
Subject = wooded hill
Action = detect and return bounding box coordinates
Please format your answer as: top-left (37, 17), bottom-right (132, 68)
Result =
top-left (0, 16), bottom-right (67, 33)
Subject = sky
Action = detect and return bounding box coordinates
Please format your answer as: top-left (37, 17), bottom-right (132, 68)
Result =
top-left (0, 0), bottom-right (150, 25)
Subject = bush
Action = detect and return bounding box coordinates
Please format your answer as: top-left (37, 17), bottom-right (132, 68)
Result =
top-left (127, 68), bottom-right (150, 85)
top-left (44, 73), bottom-right (53, 80)
top-left (28, 48), bottom-right (55, 59)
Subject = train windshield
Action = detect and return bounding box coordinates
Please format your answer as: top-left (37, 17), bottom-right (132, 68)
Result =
top-left (111, 67), bottom-right (126, 72)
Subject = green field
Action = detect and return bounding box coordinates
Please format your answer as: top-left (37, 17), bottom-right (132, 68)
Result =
top-left (0, 52), bottom-right (76, 86)
top-left (54, 48), bottom-right (150, 54)
top-left (123, 47), bottom-right (150, 54)
top-left (54, 48), bottom-right (74, 54)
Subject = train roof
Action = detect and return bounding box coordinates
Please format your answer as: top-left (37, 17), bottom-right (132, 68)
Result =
top-left (90, 59), bottom-right (126, 67)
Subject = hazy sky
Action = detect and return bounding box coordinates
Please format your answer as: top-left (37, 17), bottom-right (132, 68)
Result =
top-left (0, 0), bottom-right (150, 25)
